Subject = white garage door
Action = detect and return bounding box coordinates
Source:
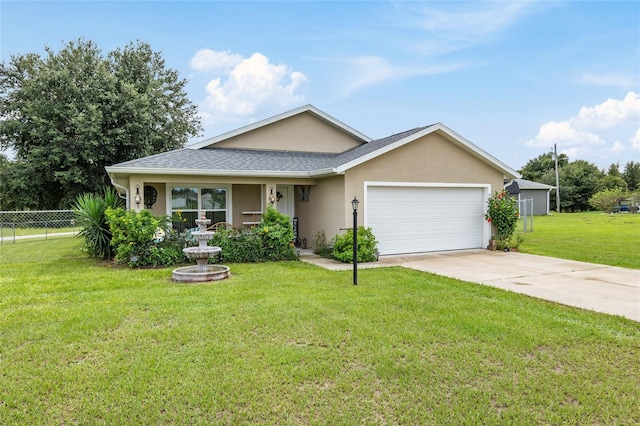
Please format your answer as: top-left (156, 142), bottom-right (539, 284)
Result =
top-left (366, 185), bottom-right (485, 255)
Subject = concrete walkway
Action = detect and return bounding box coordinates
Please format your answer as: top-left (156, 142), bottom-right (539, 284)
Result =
top-left (300, 249), bottom-right (640, 322)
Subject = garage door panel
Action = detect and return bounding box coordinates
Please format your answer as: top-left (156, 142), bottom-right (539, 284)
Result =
top-left (367, 186), bottom-right (484, 255)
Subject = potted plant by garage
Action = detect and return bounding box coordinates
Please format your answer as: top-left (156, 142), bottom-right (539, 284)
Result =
top-left (487, 235), bottom-right (497, 251)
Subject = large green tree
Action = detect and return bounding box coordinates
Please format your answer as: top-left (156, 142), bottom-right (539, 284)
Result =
top-left (519, 151), bottom-right (569, 182)
top-left (546, 160), bottom-right (604, 212)
top-left (599, 163), bottom-right (628, 192)
top-left (0, 39), bottom-right (202, 209)
top-left (622, 161), bottom-right (640, 191)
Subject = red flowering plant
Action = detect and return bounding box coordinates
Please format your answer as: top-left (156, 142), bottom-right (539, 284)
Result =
top-left (484, 190), bottom-right (519, 242)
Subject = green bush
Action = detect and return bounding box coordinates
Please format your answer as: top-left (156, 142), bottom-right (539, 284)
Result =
top-left (106, 208), bottom-right (190, 267)
top-left (211, 227), bottom-right (263, 263)
top-left (209, 206), bottom-right (296, 263)
top-left (73, 187), bottom-right (123, 259)
top-left (505, 231), bottom-right (526, 250)
top-left (257, 207), bottom-right (295, 261)
top-left (155, 227), bottom-right (191, 265)
top-left (313, 230), bottom-right (334, 258)
top-left (589, 188), bottom-right (628, 213)
top-left (485, 190), bottom-right (519, 242)
top-left (333, 226), bottom-right (378, 263)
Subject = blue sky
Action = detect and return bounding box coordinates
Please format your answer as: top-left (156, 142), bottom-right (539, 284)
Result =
top-left (2, 1), bottom-right (638, 171)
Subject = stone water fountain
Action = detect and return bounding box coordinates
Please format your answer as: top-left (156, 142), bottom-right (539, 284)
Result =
top-left (172, 213), bottom-right (230, 283)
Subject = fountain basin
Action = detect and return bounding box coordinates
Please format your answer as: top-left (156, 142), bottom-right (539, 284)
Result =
top-left (172, 265), bottom-right (231, 283)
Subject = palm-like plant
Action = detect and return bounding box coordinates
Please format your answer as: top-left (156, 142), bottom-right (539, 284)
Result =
top-left (73, 187), bottom-right (123, 259)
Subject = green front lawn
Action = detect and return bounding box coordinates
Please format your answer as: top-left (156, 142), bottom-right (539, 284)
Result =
top-left (519, 212), bottom-right (640, 269)
top-left (1, 238), bottom-right (638, 424)
top-left (0, 225), bottom-right (78, 238)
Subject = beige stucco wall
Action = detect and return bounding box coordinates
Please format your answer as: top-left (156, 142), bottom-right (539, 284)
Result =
top-left (212, 112), bottom-right (364, 153)
top-left (344, 132), bottom-right (505, 226)
top-left (294, 175), bottom-right (345, 249)
top-left (231, 184), bottom-right (262, 227)
top-left (146, 183), bottom-right (166, 217)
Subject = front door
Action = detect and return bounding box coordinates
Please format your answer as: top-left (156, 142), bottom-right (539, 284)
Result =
top-left (276, 185), bottom-right (294, 219)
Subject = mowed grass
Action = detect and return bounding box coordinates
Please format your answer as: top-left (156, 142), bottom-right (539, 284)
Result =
top-left (1, 238), bottom-right (639, 424)
top-left (0, 226), bottom-right (78, 238)
top-left (519, 212), bottom-right (640, 269)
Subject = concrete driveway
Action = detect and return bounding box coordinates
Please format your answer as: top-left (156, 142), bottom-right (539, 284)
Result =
top-left (300, 250), bottom-right (640, 322)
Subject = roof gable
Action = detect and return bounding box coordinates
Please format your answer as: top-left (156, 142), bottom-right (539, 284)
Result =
top-left (188, 105), bottom-right (371, 153)
top-left (334, 123), bottom-right (520, 179)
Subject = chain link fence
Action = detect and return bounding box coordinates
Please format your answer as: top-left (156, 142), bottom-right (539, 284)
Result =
top-left (516, 198), bottom-right (534, 232)
top-left (0, 210), bottom-right (78, 244)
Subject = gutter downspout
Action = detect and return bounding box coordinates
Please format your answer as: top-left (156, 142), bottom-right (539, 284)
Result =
top-left (109, 176), bottom-right (130, 210)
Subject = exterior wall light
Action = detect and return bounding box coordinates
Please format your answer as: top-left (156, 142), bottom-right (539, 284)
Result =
top-left (269, 186), bottom-right (276, 204)
top-left (134, 185), bottom-right (142, 207)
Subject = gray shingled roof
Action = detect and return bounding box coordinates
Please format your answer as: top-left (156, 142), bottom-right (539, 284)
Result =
top-left (514, 179), bottom-right (555, 190)
top-left (506, 178), bottom-right (555, 194)
top-left (110, 126), bottom-right (431, 173)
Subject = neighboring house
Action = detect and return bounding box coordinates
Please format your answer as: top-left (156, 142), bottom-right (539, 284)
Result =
top-left (106, 105), bottom-right (520, 255)
top-left (505, 178), bottom-right (555, 215)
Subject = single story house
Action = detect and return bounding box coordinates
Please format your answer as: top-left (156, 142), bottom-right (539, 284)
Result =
top-left (106, 105), bottom-right (520, 255)
top-left (505, 178), bottom-right (555, 216)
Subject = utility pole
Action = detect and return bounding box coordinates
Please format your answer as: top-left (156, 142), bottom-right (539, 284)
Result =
top-left (554, 143), bottom-right (560, 213)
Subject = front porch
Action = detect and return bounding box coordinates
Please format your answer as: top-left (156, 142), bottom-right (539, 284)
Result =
top-left (122, 181), bottom-right (327, 246)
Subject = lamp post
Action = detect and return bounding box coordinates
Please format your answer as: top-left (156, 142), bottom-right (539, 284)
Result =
top-left (352, 196), bottom-right (359, 286)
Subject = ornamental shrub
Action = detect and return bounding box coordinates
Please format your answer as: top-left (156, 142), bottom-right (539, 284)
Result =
top-left (209, 206), bottom-right (296, 262)
top-left (106, 208), bottom-right (190, 267)
top-left (73, 187), bottom-right (123, 259)
top-left (257, 206), bottom-right (296, 261)
top-left (313, 230), bottom-right (333, 258)
top-left (210, 227), bottom-right (263, 263)
top-left (332, 226), bottom-right (378, 263)
top-left (484, 190), bottom-right (519, 242)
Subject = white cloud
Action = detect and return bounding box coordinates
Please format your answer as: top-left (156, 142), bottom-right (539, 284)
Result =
top-left (531, 120), bottom-right (604, 147)
top-left (631, 129), bottom-right (640, 150)
top-left (577, 72), bottom-right (638, 88)
top-left (526, 92), bottom-right (640, 163)
top-left (189, 49), bottom-right (243, 72)
top-left (397, 1), bottom-right (539, 44)
top-left (357, 2), bottom-right (542, 97)
top-left (336, 55), bottom-right (465, 96)
top-left (189, 50), bottom-right (307, 131)
top-left (612, 140), bottom-right (626, 153)
top-left (573, 92), bottom-right (640, 129)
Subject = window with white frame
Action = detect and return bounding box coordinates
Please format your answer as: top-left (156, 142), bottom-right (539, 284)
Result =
top-left (170, 186), bottom-right (229, 230)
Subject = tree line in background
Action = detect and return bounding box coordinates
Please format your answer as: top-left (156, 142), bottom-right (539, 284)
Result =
top-left (519, 153), bottom-right (640, 213)
top-left (0, 38), bottom-right (202, 210)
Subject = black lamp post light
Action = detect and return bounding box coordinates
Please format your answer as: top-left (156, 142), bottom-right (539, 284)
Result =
top-left (352, 196), bottom-right (359, 286)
